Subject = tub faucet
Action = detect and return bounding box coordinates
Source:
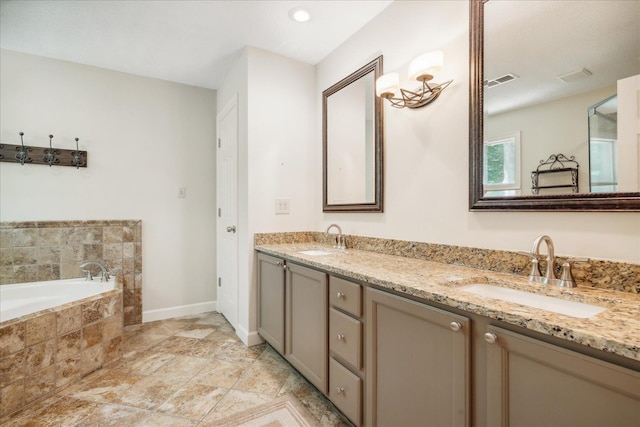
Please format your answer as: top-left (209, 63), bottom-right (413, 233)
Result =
top-left (530, 235), bottom-right (555, 284)
top-left (80, 261), bottom-right (111, 282)
top-left (325, 224), bottom-right (345, 250)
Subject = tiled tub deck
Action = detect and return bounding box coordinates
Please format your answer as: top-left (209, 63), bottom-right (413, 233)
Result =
top-left (0, 287), bottom-right (123, 420)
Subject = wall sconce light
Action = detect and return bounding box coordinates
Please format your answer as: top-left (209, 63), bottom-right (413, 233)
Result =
top-left (375, 50), bottom-right (452, 109)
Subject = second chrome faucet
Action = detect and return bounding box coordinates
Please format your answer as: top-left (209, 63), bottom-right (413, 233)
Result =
top-left (531, 235), bottom-right (555, 284)
top-left (325, 224), bottom-right (345, 250)
top-left (524, 235), bottom-right (585, 288)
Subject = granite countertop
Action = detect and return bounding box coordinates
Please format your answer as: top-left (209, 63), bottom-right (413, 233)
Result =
top-left (255, 243), bottom-right (640, 362)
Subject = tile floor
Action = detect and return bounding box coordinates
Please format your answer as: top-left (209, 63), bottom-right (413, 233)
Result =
top-left (4, 312), bottom-right (351, 426)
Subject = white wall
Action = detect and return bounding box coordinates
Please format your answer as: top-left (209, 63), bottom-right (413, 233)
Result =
top-left (0, 49), bottom-right (218, 318)
top-left (315, 1), bottom-right (640, 263)
top-left (247, 48), bottom-right (316, 235)
top-left (217, 47), bottom-right (316, 344)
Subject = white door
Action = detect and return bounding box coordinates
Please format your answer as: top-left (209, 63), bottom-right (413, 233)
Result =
top-left (216, 95), bottom-right (239, 328)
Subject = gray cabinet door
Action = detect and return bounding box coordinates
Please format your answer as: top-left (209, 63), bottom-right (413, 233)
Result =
top-left (365, 288), bottom-right (470, 427)
top-left (485, 325), bottom-right (640, 427)
top-left (285, 262), bottom-right (328, 394)
top-left (257, 253), bottom-right (286, 354)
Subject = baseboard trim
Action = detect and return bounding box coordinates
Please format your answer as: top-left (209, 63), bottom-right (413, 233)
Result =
top-left (236, 324), bottom-right (265, 347)
top-left (142, 300), bottom-right (217, 323)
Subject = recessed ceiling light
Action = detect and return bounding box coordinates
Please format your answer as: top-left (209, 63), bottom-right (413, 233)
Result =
top-left (289, 7), bottom-right (310, 23)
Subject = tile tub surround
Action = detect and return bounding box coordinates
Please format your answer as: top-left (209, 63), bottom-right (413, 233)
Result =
top-left (1, 312), bottom-right (349, 426)
top-left (0, 289), bottom-right (123, 420)
top-left (0, 220), bottom-right (142, 325)
top-left (255, 232), bottom-right (640, 294)
top-left (255, 241), bottom-right (640, 363)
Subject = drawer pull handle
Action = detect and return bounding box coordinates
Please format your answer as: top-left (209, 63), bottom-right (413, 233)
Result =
top-left (337, 334), bottom-right (345, 341)
top-left (336, 292), bottom-right (345, 299)
top-left (484, 332), bottom-right (498, 344)
top-left (449, 321), bottom-right (462, 332)
top-left (336, 387), bottom-right (345, 394)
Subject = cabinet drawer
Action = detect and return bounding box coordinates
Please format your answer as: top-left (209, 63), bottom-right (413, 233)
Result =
top-left (330, 308), bottom-right (362, 370)
top-left (329, 357), bottom-right (362, 426)
top-left (330, 276), bottom-right (362, 317)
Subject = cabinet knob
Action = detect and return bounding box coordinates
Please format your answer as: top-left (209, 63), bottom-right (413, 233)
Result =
top-left (484, 332), bottom-right (498, 344)
top-left (336, 292), bottom-right (345, 299)
top-left (337, 333), bottom-right (345, 341)
top-left (276, 262), bottom-right (283, 267)
top-left (336, 386), bottom-right (345, 394)
top-left (449, 321), bottom-right (462, 332)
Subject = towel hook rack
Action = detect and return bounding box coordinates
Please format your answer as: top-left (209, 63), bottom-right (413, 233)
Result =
top-left (0, 131), bottom-right (88, 168)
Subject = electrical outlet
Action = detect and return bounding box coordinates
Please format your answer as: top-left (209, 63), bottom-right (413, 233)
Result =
top-left (275, 198), bottom-right (290, 214)
top-left (178, 187), bottom-right (187, 198)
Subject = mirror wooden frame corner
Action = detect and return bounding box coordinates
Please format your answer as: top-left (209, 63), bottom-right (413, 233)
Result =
top-left (469, 0), bottom-right (640, 211)
top-left (323, 55), bottom-right (384, 213)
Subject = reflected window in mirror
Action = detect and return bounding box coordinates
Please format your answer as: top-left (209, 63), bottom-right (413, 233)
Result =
top-left (483, 133), bottom-right (521, 196)
top-left (323, 56), bottom-right (383, 212)
top-left (469, 0), bottom-right (640, 210)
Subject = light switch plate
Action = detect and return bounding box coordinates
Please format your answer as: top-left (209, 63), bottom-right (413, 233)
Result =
top-left (275, 198), bottom-right (290, 214)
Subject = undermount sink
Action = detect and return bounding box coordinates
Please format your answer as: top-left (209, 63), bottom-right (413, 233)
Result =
top-left (459, 284), bottom-right (606, 319)
top-left (298, 249), bottom-right (333, 256)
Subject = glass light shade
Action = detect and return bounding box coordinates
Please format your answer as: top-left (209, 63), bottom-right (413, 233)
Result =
top-left (376, 72), bottom-right (399, 97)
top-left (408, 51), bottom-right (443, 81)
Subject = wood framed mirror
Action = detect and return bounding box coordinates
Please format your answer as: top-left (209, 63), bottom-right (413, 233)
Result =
top-left (469, 0), bottom-right (640, 211)
top-left (323, 56), bottom-right (384, 212)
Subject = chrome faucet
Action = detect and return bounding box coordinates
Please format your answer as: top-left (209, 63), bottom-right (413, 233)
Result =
top-left (522, 235), bottom-right (585, 288)
top-left (325, 224), bottom-right (345, 250)
top-left (531, 235), bottom-right (555, 284)
top-left (80, 261), bottom-right (111, 282)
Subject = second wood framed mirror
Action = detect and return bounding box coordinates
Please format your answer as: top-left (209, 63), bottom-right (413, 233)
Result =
top-left (323, 56), bottom-right (384, 212)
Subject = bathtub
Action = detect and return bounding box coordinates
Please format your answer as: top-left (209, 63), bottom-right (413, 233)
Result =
top-left (0, 276), bottom-right (116, 323)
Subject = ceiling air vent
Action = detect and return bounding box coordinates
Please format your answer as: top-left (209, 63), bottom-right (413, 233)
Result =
top-left (557, 68), bottom-right (592, 83)
top-left (484, 73), bottom-right (519, 88)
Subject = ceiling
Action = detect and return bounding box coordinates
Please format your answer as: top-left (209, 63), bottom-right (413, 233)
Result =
top-left (0, 0), bottom-right (393, 90)
top-left (484, 0), bottom-right (640, 115)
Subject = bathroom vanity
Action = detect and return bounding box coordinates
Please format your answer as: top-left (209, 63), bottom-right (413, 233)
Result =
top-left (256, 241), bottom-right (640, 427)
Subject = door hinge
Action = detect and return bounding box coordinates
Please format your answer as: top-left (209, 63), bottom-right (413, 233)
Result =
top-left (218, 277), bottom-right (222, 287)
top-left (218, 208), bottom-right (221, 217)
top-left (218, 138), bottom-right (221, 148)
